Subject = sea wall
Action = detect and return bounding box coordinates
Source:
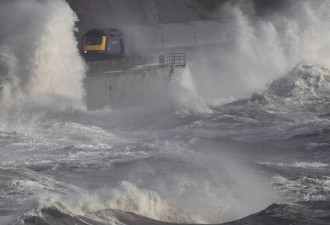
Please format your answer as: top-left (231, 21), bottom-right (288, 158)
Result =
top-left (84, 67), bottom-right (171, 110)
top-left (86, 56), bottom-right (158, 74)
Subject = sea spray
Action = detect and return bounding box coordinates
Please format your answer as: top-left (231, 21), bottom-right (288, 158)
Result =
top-left (191, 1), bottom-right (330, 103)
top-left (34, 180), bottom-right (203, 224)
top-left (0, 0), bottom-right (85, 108)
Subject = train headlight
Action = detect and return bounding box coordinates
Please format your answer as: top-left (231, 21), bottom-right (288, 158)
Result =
top-left (84, 51), bottom-right (87, 54)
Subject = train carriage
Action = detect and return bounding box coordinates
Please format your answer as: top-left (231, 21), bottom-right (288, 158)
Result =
top-left (81, 20), bottom-right (229, 61)
top-left (81, 28), bottom-right (124, 61)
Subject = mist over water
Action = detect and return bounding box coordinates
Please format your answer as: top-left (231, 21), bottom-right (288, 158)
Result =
top-left (191, 1), bottom-right (330, 104)
top-left (0, 0), bottom-right (330, 225)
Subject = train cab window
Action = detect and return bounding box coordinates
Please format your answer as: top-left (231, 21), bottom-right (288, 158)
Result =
top-left (85, 36), bottom-right (102, 45)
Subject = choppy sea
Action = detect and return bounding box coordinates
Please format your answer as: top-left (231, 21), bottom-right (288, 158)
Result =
top-left (1, 0), bottom-right (330, 225)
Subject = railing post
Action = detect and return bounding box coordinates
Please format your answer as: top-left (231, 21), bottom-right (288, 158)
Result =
top-left (193, 25), bottom-right (197, 48)
top-left (161, 31), bottom-right (165, 50)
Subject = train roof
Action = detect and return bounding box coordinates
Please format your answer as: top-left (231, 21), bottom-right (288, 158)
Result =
top-left (104, 28), bottom-right (123, 36)
top-left (84, 28), bottom-right (123, 37)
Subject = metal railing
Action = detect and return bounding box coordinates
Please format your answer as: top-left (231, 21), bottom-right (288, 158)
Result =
top-left (159, 53), bottom-right (186, 68)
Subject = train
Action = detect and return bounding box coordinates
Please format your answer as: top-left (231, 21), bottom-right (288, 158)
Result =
top-left (81, 28), bottom-right (125, 60)
top-left (81, 20), bottom-right (229, 61)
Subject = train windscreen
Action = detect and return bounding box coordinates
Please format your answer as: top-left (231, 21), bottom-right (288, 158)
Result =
top-left (84, 34), bottom-right (103, 45)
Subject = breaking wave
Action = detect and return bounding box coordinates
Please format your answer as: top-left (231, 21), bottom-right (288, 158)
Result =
top-left (11, 169), bottom-right (203, 224)
top-left (0, 0), bottom-right (85, 108)
top-left (192, 1), bottom-right (330, 104)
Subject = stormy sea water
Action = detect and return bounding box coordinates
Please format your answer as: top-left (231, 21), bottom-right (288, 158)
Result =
top-left (1, 0), bottom-right (330, 225)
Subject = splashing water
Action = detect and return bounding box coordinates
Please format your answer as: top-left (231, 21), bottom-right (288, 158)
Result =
top-left (1, 1), bottom-right (330, 225)
top-left (191, 1), bottom-right (330, 104)
top-left (0, 0), bottom-right (86, 109)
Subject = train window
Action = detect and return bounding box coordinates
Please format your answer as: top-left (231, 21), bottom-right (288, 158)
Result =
top-left (85, 35), bottom-right (102, 45)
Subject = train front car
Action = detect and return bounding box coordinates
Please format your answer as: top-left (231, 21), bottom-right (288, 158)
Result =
top-left (81, 28), bottom-right (124, 61)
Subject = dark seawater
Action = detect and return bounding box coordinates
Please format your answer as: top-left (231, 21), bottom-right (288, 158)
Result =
top-left (1, 64), bottom-right (329, 225)
top-left (1, 0), bottom-right (330, 225)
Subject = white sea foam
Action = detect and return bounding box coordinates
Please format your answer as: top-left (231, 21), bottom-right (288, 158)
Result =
top-left (1, 1), bottom-right (330, 225)
top-left (0, 0), bottom-right (85, 108)
top-left (293, 161), bottom-right (328, 169)
top-left (270, 175), bottom-right (330, 201)
top-left (191, 1), bottom-right (330, 103)
top-left (261, 161), bottom-right (328, 169)
top-left (35, 181), bottom-right (203, 224)
top-left (170, 67), bottom-right (211, 114)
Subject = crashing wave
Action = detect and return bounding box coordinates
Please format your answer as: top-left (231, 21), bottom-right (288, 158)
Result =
top-left (266, 63), bottom-right (330, 98)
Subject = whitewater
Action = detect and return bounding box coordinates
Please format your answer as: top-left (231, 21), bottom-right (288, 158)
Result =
top-left (0, 0), bottom-right (330, 225)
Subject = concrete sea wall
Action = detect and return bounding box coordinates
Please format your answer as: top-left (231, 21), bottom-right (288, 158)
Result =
top-left (84, 67), bottom-right (171, 110)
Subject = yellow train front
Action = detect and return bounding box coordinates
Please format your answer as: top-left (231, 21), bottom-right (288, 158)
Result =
top-left (81, 28), bottom-right (124, 61)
